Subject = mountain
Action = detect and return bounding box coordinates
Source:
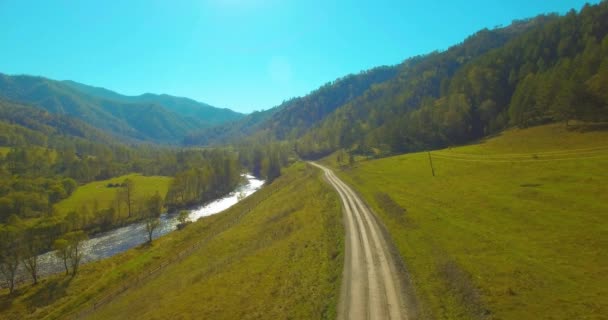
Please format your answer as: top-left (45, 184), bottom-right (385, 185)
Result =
top-left (62, 80), bottom-right (243, 126)
top-left (184, 65), bottom-right (400, 145)
top-left (185, 15), bottom-right (550, 148)
top-left (0, 98), bottom-right (116, 147)
top-left (293, 3), bottom-right (608, 157)
top-left (0, 74), bottom-right (243, 144)
top-left (189, 3), bottom-right (608, 158)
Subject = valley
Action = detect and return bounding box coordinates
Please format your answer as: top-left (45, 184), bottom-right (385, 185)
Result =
top-left (1, 1), bottom-right (607, 319)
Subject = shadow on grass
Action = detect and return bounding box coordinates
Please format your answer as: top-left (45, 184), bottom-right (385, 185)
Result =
top-left (566, 122), bottom-right (608, 132)
top-left (0, 290), bottom-right (16, 313)
top-left (23, 276), bottom-right (73, 311)
top-left (439, 259), bottom-right (491, 319)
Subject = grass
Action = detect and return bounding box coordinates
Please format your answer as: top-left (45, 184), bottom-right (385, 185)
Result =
top-left (324, 123), bottom-right (608, 319)
top-left (53, 173), bottom-right (172, 218)
top-left (0, 162), bottom-right (343, 320)
top-left (0, 146), bottom-right (10, 157)
top-left (89, 162), bottom-right (343, 320)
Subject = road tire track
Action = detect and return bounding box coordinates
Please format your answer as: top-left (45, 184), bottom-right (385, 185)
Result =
top-left (310, 162), bottom-right (408, 320)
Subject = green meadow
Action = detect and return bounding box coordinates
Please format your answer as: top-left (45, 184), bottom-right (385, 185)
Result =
top-left (53, 173), bottom-right (172, 218)
top-left (325, 123), bottom-right (608, 319)
top-left (1, 162), bottom-right (343, 320)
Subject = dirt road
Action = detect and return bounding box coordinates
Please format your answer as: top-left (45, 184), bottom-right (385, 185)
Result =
top-left (310, 162), bottom-right (408, 320)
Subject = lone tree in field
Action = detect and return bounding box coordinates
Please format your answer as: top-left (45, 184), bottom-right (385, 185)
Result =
top-left (144, 192), bottom-right (163, 243)
top-left (120, 179), bottom-right (135, 218)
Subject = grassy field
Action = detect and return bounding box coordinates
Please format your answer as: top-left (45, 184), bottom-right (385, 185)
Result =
top-left (0, 146), bottom-right (10, 157)
top-left (324, 123), bottom-right (608, 319)
top-left (0, 162), bottom-right (343, 320)
top-left (54, 173), bottom-right (172, 218)
top-left (89, 162), bottom-right (343, 319)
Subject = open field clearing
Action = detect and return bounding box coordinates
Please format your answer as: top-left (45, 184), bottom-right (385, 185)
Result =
top-left (53, 174), bottom-right (172, 218)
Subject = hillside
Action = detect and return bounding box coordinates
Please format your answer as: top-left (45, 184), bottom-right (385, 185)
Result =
top-left (324, 123), bottom-right (608, 319)
top-left (0, 99), bottom-right (116, 147)
top-left (62, 80), bottom-right (243, 126)
top-left (184, 65), bottom-right (400, 146)
top-left (188, 14), bottom-right (548, 149)
top-left (296, 3), bottom-right (608, 157)
top-left (0, 74), bottom-right (242, 144)
top-left (186, 3), bottom-right (608, 158)
top-left (0, 162), bottom-right (343, 320)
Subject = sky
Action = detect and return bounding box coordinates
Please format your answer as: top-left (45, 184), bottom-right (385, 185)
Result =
top-left (0, 0), bottom-right (599, 113)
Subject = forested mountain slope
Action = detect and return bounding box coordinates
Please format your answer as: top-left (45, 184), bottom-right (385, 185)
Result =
top-left (184, 65), bottom-right (400, 146)
top-left (0, 74), bottom-right (240, 144)
top-left (190, 3), bottom-right (608, 158)
top-left (295, 3), bottom-right (608, 157)
top-left (0, 99), bottom-right (116, 148)
top-left (62, 80), bottom-right (243, 126)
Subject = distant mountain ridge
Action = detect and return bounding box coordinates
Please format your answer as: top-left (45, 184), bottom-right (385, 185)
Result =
top-left (0, 74), bottom-right (244, 144)
top-left (61, 80), bottom-right (242, 125)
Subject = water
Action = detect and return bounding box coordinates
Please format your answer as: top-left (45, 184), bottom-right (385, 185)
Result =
top-left (33, 174), bottom-right (264, 277)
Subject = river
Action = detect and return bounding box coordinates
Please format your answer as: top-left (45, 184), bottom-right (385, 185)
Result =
top-left (32, 174), bottom-right (264, 278)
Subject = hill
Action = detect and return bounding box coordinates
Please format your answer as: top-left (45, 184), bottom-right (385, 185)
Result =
top-left (0, 74), bottom-right (242, 144)
top-left (323, 123), bottom-right (608, 319)
top-left (187, 3), bottom-right (608, 159)
top-left (0, 99), bottom-right (116, 147)
top-left (184, 65), bottom-right (400, 146)
top-left (0, 162), bottom-right (343, 320)
top-left (296, 3), bottom-right (608, 157)
top-left (62, 80), bottom-right (243, 126)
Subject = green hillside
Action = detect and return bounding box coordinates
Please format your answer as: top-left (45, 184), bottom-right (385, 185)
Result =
top-left (183, 3), bottom-right (608, 160)
top-left (297, 3), bottom-right (608, 158)
top-left (0, 162), bottom-right (343, 320)
top-left (62, 80), bottom-right (243, 126)
top-left (324, 123), bottom-right (608, 319)
top-left (89, 162), bottom-right (343, 319)
top-left (184, 65), bottom-right (400, 146)
top-left (0, 74), bottom-right (241, 144)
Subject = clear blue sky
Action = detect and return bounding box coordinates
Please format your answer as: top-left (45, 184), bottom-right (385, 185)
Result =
top-left (0, 0), bottom-right (598, 113)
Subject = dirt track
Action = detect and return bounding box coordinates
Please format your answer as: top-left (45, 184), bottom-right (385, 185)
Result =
top-left (310, 162), bottom-right (408, 320)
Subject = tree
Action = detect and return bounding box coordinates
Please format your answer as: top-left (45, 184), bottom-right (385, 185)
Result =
top-left (0, 225), bottom-right (21, 294)
top-left (177, 210), bottom-right (190, 229)
top-left (348, 153), bottom-right (355, 166)
top-left (64, 231), bottom-right (87, 276)
top-left (53, 238), bottom-right (70, 275)
top-left (144, 192), bottom-right (163, 243)
top-left (121, 179), bottom-right (135, 218)
top-left (21, 230), bottom-right (43, 284)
